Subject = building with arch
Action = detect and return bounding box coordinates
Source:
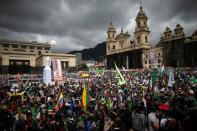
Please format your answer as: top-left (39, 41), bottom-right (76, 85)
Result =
top-left (106, 5), bottom-right (197, 69)
top-left (106, 6), bottom-right (150, 69)
top-left (0, 39), bottom-right (76, 74)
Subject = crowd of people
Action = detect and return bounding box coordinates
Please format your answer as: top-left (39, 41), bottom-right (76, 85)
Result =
top-left (0, 74), bottom-right (43, 86)
top-left (0, 67), bottom-right (197, 131)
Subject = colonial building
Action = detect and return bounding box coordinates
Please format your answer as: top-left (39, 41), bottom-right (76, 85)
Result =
top-left (184, 30), bottom-right (197, 67)
top-left (0, 39), bottom-right (76, 74)
top-left (106, 4), bottom-right (197, 69)
top-left (142, 47), bottom-right (163, 68)
top-left (106, 6), bottom-right (150, 69)
top-left (156, 24), bottom-right (197, 67)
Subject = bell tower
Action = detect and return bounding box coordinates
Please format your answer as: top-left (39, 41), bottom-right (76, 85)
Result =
top-left (134, 4), bottom-right (150, 49)
top-left (107, 22), bottom-right (116, 41)
top-left (107, 22), bottom-right (116, 52)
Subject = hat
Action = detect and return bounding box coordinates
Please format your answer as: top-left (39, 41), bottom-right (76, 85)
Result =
top-left (158, 104), bottom-right (169, 111)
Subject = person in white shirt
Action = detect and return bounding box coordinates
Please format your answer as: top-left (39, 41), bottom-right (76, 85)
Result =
top-left (148, 108), bottom-right (160, 131)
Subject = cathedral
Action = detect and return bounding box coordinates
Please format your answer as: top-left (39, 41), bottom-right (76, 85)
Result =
top-left (106, 6), bottom-right (150, 69)
top-left (156, 25), bottom-right (197, 67)
top-left (106, 5), bottom-right (197, 69)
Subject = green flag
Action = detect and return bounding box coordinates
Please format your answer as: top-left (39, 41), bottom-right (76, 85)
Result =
top-left (31, 107), bottom-right (40, 118)
top-left (190, 77), bottom-right (197, 83)
top-left (128, 101), bottom-right (133, 110)
top-left (151, 69), bottom-right (158, 86)
top-left (96, 67), bottom-right (105, 75)
top-left (114, 62), bottom-right (126, 86)
top-left (107, 99), bottom-right (113, 110)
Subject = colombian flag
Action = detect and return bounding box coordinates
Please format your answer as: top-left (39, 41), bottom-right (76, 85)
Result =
top-left (55, 92), bottom-right (64, 113)
top-left (82, 83), bottom-right (88, 111)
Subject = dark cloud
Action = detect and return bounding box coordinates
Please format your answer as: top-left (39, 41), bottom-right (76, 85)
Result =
top-left (0, 0), bottom-right (61, 33)
top-left (143, 0), bottom-right (197, 44)
top-left (0, 0), bottom-right (196, 52)
top-left (170, 0), bottom-right (197, 21)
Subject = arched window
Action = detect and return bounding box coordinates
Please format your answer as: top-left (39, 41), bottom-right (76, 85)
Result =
top-left (144, 22), bottom-right (146, 26)
top-left (113, 45), bottom-right (116, 50)
top-left (158, 59), bottom-right (161, 63)
top-left (120, 40), bottom-right (124, 48)
top-left (138, 36), bottom-right (140, 44)
top-left (120, 43), bottom-right (123, 48)
top-left (38, 51), bottom-right (41, 55)
top-left (108, 45), bottom-right (110, 51)
top-left (145, 36), bottom-right (148, 43)
top-left (138, 22), bottom-right (140, 27)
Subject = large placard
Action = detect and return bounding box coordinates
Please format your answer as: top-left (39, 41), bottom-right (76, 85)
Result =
top-left (52, 59), bottom-right (63, 81)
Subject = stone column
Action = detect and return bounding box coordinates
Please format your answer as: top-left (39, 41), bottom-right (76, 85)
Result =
top-left (126, 55), bottom-right (129, 69)
top-left (63, 61), bottom-right (66, 70)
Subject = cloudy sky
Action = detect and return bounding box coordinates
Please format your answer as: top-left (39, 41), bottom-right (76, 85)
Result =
top-left (0, 0), bottom-right (196, 52)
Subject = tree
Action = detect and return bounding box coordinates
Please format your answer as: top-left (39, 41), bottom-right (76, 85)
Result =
top-left (81, 63), bottom-right (88, 71)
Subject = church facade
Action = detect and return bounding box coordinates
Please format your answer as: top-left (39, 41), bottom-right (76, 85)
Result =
top-left (156, 25), bottom-right (197, 67)
top-left (106, 6), bottom-right (150, 69)
top-left (106, 6), bottom-right (197, 69)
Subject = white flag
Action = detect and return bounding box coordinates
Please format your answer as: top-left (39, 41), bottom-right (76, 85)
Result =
top-left (168, 69), bottom-right (174, 87)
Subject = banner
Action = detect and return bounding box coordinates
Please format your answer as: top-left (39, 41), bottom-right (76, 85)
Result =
top-left (168, 68), bottom-right (174, 87)
top-left (52, 59), bottom-right (63, 81)
top-left (7, 91), bottom-right (24, 101)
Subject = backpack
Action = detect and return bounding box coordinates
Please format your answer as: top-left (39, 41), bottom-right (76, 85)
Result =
top-left (132, 113), bottom-right (145, 131)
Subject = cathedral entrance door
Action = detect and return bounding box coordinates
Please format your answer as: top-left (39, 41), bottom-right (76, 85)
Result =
top-left (170, 60), bottom-right (177, 67)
